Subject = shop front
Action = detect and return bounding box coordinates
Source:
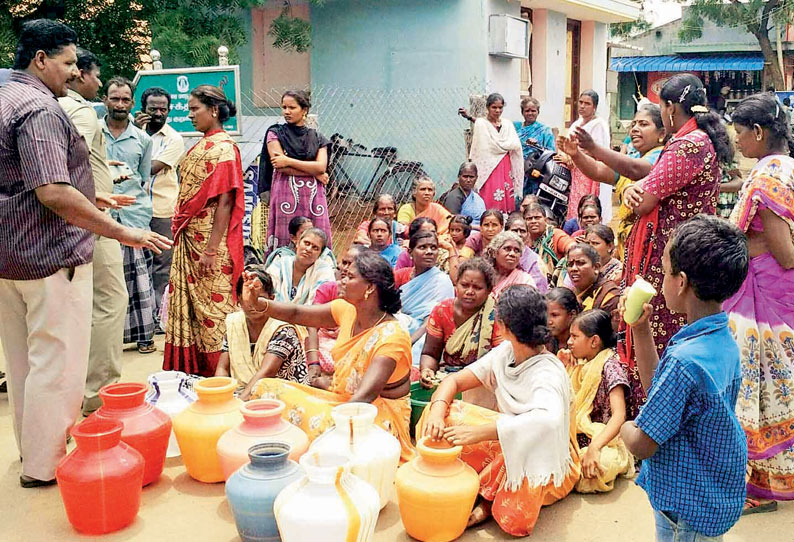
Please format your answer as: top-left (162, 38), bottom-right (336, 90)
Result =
top-left (611, 53), bottom-right (765, 120)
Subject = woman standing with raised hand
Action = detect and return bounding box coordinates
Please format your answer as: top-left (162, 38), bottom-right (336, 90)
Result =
top-left (723, 93), bottom-right (794, 512)
top-left (259, 90), bottom-right (332, 254)
top-left (620, 73), bottom-right (732, 363)
top-left (558, 103), bottom-right (666, 260)
top-left (463, 93), bottom-right (524, 213)
top-left (567, 90), bottom-right (612, 222)
top-left (164, 85), bottom-right (245, 377)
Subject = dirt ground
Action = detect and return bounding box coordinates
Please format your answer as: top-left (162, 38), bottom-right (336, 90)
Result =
top-left (1, 337), bottom-right (790, 542)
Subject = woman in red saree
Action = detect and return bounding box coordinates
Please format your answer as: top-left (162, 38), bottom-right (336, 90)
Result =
top-left (164, 85), bottom-right (245, 376)
top-left (620, 74), bottom-right (732, 364)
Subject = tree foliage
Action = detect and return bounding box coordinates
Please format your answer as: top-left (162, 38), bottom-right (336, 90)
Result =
top-left (0, 0), bottom-right (328, 76)
top-left (677, 0), bottom-right (794, 88)
top-left (268, 0), bottom-right (325, 53)
top-left (0, 0), bottom-right (150, 79)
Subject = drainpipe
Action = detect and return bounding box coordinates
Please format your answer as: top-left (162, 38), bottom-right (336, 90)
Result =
top-left (777, 23), bottom-right (785, 88)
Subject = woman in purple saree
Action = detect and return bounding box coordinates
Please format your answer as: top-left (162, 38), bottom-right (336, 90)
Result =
top-left (259, 90), bottom-right (332, 255)
top-left (724, 94), bottom-right (794, 511)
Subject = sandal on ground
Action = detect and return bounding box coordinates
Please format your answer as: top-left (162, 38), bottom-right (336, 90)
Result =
top-left (20, 475), bottom-right (57, 489)
top-left (467, 500), bottom-right (492, 527)
top-left (138, 342), bottom-right (157, 354)
top-left (742, 498), bottom-right (778, 515)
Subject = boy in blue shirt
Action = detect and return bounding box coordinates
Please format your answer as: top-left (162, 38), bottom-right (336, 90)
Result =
top-left (620, 215), bottom-right (749, 541)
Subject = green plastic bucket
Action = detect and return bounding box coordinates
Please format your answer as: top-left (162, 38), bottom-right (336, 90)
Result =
top-left (409, 381), bottom-right (460, 436)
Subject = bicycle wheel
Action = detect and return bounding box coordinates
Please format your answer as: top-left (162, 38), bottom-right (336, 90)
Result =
top-left (372, 162), bottom-right (427, 203)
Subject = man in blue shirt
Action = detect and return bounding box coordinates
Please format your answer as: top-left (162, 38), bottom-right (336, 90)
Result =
top-left (102, 76), bottom-right (157, 354)
top-left (621, 215), bottom-right (749, 541)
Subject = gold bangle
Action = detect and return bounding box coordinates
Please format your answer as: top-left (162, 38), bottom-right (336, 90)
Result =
top-left (305, 348), bottom-right (320, 354)
top-left (430, 399), bottom-right (450, 409)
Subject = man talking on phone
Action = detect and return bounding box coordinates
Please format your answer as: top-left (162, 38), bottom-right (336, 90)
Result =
top-left (134, 87), bottom-right (184, 334)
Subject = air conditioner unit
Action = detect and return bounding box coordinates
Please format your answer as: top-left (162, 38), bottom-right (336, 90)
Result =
top-left (489, 14), bottom-right (529, 59)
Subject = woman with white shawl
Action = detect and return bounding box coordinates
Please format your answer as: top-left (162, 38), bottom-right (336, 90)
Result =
top-left (420, 285), bottom-right (580, 537)
top-left (266, 227), bottom-right (335, 305)
top-left (567, 89), bottom-right (613, 222)
top-left (463, 93), bottom-right (524, 214)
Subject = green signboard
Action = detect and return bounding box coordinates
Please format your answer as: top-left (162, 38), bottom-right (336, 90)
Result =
top-left (132, 65), bottom-right (241, 136)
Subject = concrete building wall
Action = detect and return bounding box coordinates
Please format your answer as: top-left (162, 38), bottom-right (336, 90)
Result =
top-left (530, 9), bottom-right (568, 129)
top-left (484, 0), bottom-right (524, 120)
top-left (310, 0), bottom-right (487, 90)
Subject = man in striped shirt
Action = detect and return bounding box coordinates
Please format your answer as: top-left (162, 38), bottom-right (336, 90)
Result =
top-left (0, 20), bottom-right (171, 488)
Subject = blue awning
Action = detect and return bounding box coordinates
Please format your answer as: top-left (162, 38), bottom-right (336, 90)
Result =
top-left (610, 54), bottom-right (765, 72)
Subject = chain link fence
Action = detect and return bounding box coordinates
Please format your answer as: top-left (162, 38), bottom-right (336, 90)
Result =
top-left (217, 82), bottom-right (484, 257)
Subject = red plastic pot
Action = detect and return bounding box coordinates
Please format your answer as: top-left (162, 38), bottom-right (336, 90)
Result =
top-left (56, 419), bottom-right (144, 534)
top-left (88, 382), bottom-right (171, 486)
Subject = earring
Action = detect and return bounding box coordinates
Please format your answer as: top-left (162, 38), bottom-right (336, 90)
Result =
top-left (756, 133), bottom-right (763, 142)
top-left (669, 114), bottom-right (674, 127)
top-left (364, 289), bottom-right (371, 300)
top-left (658, 137), bottom-right (664, 143)
top-left (213, 113), bottom-right (217, 118)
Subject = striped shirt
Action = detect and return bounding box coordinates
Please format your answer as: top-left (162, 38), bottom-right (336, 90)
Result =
top-left (0, 71), bottom-right (95, 280)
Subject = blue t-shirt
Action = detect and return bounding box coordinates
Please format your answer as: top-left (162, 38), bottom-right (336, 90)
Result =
top-left (636, 312), bottom-right (746, 537)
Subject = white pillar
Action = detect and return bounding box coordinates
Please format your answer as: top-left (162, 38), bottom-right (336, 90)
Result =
top-left (218, 46), bottom-right (229, 67)
top-left (531, 9), bottom-right (567, 131)
top-left (150, 49), bottom-right (162, 70)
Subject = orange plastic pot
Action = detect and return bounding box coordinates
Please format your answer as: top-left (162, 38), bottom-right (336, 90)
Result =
top-left (56, 419), bottom-right (144, 534)
top-left (395, 436), bottom-right (479, 542)
top-left (217, 399), bottom-right (308, 481)
top-left (172, 377), bottom-right (243, 483)
top-left (88, 382), bottom-right (171, 486)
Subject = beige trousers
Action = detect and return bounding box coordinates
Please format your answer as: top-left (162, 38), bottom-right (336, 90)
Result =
top-left (0, 264), bottom-right (92, 480)
top-left (83, 237), bottom-right (127, 414)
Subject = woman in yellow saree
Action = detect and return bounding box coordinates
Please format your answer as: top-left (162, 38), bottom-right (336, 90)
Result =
top-left (249, 251), bottom-right (415, 461)
top-left (164, 85), bottom-right (244, 377)
top-left (558, 310), bottom-right (635, 493)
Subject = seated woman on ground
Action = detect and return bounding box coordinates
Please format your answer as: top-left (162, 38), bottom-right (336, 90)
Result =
top-left (585, 224), bottom-right (623, 284)
top-left (368, 217), bottom-right (402, 266)
top-left (557, 309), bottom-right (634, 493)
top-left (524, 202), bottom-right (574, 285)
top-left (215, 265), bottom-right (308, 400)
top-left (566, 243), bottom-right (620, 321)
top-left (394, 231), bottom-right (455, 364)
top-left (419, 258), bottom-right (503, 409)
top-left (394, 217), bottom-right (450, 271)
top-left (486, 231), bottom-right (537, 298)
top-left (505, 212), bottom-right (548, 292)
top-left (266, 227), bottom-right (336, 305)
top-left (438, 161), bottom-right (486, 226)
top-left (353, 193), bottom-right (404, 246)
top-left (558, 104), bottom-right (666, 260)
top-left (304, 244), bottom-right (368, 381)
top-left (460, 209), bottom-right (504, 259)
top-left (249, 251), bottom-right (415, 460)
top-left (563, 194), bottom-right (602, 238)
top-left (420, 285), bottom-right (580, 537)
top-left (397, 176), bottom-right (452, 236)
top-left (545, 287), bottom-right (582, 354)
top-left (265, 216), bottom-right (336, 268)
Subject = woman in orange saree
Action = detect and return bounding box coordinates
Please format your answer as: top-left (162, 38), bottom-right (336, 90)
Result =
top-left (249, 251), bottom-right (415, 461)
top-left (163, 85), bottom-right (245, 377)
